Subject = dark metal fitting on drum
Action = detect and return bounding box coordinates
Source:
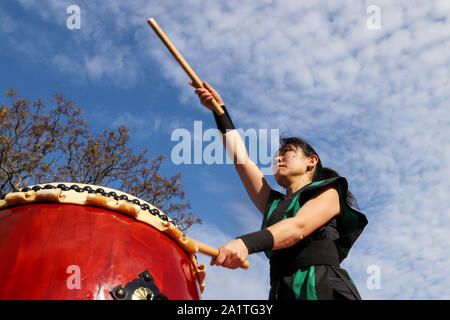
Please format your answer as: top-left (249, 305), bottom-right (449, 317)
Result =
top-left (110, 270), bottom-right (169, 300)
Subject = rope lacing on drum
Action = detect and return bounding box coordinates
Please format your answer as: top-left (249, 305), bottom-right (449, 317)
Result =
top-left (1, 183), bottom-right (174, 226)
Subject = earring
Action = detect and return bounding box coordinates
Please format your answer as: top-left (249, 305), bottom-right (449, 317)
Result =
top-left (307, 165), bottom-right (314, 172)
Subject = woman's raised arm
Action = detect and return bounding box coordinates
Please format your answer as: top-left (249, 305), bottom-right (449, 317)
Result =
top-left (191, 81), bottom-right (272, 214)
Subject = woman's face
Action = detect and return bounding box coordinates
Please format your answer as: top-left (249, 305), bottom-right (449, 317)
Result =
top-left (273, 144), bottom-right (315, 186)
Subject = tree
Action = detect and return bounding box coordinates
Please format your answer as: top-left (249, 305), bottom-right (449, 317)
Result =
top-left (0, 89), bottom-right (201, 231)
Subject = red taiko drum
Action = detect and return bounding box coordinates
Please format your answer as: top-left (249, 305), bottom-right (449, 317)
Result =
top-left (0, 183), bottom-right (206, 300)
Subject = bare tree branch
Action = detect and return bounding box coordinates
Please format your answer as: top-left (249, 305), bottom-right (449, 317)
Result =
top-left (0, 90), bottom-right (201, 231)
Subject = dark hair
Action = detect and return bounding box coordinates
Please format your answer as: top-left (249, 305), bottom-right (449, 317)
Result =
top-left (279, 136), bottom-right (359, 209)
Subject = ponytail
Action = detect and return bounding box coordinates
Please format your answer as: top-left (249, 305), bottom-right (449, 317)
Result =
top-left (312, 160), bottom-right (359, 209)
top-left (312, 160), bottom-right (340, 181)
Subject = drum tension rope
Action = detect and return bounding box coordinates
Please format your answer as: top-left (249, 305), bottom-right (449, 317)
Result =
top-left (1, 183), bottom-right (173, 224)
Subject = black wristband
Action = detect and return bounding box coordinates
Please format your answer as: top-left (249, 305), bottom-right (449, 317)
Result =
top-left (213, 105), bottom-right (235, 134)
top-left (238, 229), bottom-right (274, 254)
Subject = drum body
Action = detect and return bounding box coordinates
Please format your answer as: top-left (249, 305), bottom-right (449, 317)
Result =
top-left (0, 184), bottom-right (204, 300)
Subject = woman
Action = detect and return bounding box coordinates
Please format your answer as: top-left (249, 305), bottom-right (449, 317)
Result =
top-left (191, 81), bottom-right (368, 300)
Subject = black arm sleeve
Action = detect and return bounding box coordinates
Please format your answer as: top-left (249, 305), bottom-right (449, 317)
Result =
top-left (213, 105), bottom-right (235, 134)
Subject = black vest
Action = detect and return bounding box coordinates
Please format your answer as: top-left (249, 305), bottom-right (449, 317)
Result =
top-left (261, 177), bottom-right (368, 284)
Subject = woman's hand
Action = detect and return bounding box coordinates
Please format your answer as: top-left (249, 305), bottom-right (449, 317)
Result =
top-left (211, 238), bottom-right (249, 269)
top-left (190, 81), bottom-right (224, 111)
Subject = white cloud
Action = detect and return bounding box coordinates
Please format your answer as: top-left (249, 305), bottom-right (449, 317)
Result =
top-left (0, 9), bottom-right (17, 34)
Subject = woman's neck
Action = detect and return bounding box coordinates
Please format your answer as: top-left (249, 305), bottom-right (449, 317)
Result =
top-left (285, 175), bottom-right (313, 196)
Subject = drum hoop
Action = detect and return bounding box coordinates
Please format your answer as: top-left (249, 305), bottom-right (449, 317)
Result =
top-left (0, 182), bottom-right (206, 293)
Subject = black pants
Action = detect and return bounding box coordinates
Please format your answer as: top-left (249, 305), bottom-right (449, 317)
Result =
top-left (269, 265), bottom-right (362, 300)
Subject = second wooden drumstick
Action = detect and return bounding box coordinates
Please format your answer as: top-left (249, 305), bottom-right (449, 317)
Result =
top-left (147, 18), bottom-right (225, 116)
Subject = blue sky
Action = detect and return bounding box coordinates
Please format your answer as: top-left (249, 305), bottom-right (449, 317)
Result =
top-left (1, 0), bottom-right (450, 300)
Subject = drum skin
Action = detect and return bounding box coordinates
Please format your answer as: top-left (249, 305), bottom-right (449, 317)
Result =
top-left (0, 203), bottom-right (201, 300)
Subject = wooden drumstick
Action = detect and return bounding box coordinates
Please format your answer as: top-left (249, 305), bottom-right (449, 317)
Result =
top-left (147, 18), bottom-right (224, 116)
top-left (194, 239), bottom-right (250, 269)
